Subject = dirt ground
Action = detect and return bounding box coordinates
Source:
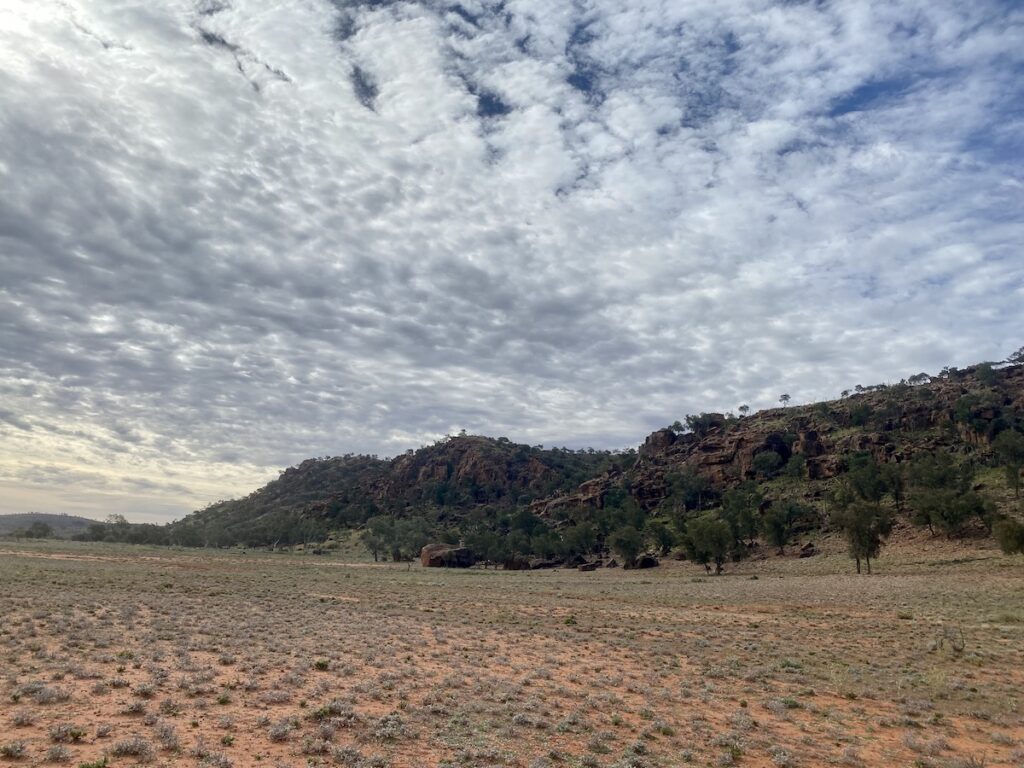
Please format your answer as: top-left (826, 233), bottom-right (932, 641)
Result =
top-left (1, 539), bottom-right (1022, 767)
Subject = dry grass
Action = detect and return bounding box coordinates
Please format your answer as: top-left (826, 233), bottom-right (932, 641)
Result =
top-left (0, 539), bottom-right (1022, 767)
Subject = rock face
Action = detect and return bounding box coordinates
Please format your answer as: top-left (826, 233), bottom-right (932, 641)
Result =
top-left (535, 364), bottom-right (1024, 516)
top-left (420, 543), bottom-right (476, 568)
top-left (528, 470), bottom-right (621, 517)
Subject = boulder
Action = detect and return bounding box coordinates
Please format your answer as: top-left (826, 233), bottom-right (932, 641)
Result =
top-left (639, 429), bottom-right (677, 458)
top-left (420, 543), bottom-right (476, 568)
top-left (578, 562), bottom-right (599, 572)
top-left (632, 554), bottom-right (659, 569)
top-left (798, 542), bottom-right (818, 558)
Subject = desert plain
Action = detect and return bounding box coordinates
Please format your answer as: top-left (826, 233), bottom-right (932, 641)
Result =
top-left (1, 535), bottom-right (1023, 768)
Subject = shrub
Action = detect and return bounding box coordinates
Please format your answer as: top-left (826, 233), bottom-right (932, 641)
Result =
top-left (11, 710), bottom-right (34, 726)
top-left (0, 741), bottom-right (27, 759)
top-left (44, 745), bottom-right (71, 763)
top-left (111, 735), bottom-right (154, 761)
top-left (155, 721), bottom-right (180, 751)
top-left (33, 685), bottom-right (71, 705)
top-left (994, 518), bottom-right (1024, 555)
top-left (48, 724), bottom-right (87, 743)
top-left (752, 451), bottom-right (783, 479)
top-left (267, 721), bottom-right (294, 742)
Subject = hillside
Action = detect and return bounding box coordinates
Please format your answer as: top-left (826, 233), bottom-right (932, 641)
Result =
top-left (81, 360), bottom-right (1024, 564)
top-left (535, 362), bottom-right (1024, 519)
top-left (0, 513), bottom-right (99, 539)
top-left (165, 436), bottom-right (631, 547)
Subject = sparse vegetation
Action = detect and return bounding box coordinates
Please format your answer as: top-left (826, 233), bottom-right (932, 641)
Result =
top-left (0, 539), bottom-right (1020, 767)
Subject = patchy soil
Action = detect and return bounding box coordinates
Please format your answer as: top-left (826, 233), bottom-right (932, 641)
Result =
top-left (1, 541), bottom-right (1022, 767)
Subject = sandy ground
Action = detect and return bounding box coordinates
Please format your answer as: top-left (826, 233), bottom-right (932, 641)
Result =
top-left (1, 540), bottom-right (1022, 767)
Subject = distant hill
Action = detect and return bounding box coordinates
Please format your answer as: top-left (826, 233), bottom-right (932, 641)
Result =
top-left (0, 512), bottom-right (99, 539)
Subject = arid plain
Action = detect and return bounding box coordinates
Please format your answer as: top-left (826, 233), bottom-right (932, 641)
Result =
top-left (2, 537), bottom-right (1022, 768)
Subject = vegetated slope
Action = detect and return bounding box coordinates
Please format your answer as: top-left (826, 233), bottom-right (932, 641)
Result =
top-left (167, 436), bottom-right (631, 547)
top-left (537, 362), bottom-right (1023, 523)
top-left (0, 513), bottom-right (99, 538)
top-left (108, 360), bottom-right (1024, 560)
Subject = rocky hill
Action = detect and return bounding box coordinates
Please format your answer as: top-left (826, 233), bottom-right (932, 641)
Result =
top-left (89, 360), bottom-right (1023, 557)
top-left (533, 362), bottom-right (1024, 519)
top-left (167, 435), bottom-right (631, 547)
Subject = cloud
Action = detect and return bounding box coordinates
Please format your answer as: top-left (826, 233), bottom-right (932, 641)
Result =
top-left (0, 0), bottom-right (1022, 520)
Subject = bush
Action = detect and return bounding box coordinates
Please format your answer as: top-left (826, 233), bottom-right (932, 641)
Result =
top-left (48, 724), bottom-right (87, 743)
top-left (372, 712), bottom-right (407, 742)
top-left (44, 745), bottom-right (71, 763)
top-left (111, 735), bottom-right (154, 761)
top-left (608, 526), bottom-right (643, 568)
top-left (850, 403), bottom-right (872, 427)
top-left (683, 514), bottom-right (732, 574)
top-left (994, 518), bottom-right (1024, 555)
top-left (0, 741), bottom-right (27, 759)
top-left (752, 451), bottom-right (783, 479)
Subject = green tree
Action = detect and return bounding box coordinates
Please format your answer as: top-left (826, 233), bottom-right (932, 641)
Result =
top-left (663, 468), bottom-right (714, 516)
top-left (784, 453), bottom-right (806, 479)
top-left (908, 452), bottom-right (983, 536)
top-left (360, 516), bottom-right (393, 562)
top-left (759, 500), bottom-right (809, 555)
top-left (880, 462), bottom-right (907, 514)
top-left (684, 413), bottom-right (724, 438)
top-left (608, 525), bottom-right (644, 567)
top-left (849, 402), bottom-right (872, 426)
top-left (993, 429), bottom-right (1024, 498)
top-left (779, 393), bottom-right (791, 407)
top-left (106, 514), bottom-right (131, 541)
top-left (721, 481), bottom-right (761, 546)
top-left (752, 451), bottom-right (783, 479)
top-left (393, 518), bottom-right (430, 561)
top-left (562, 522), bottom-right (597, 558)
top-left (683, 513), bottom-right (732, 574)
top-left (844, 453), bottom-right (889, 505)
top-left (24, 521), bottom-right (53, 539)
top-left (833, 454), bottom-right (895, 573)
top-left (644, 520), bottom-right (676, 556)
top-left (1006, 345), bottom-right (1024, 365)
top-left (834, 502), bottom-right (892, 574)
top-left (975, 362), bottom-right (996, 385)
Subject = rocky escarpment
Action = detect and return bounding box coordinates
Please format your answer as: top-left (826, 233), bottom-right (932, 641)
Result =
top-left (535, 363), bottom-right (1024, 516)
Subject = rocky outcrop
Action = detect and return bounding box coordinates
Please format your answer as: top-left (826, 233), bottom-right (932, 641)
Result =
top-left (420, 543), bottom-right (476, 568)
top-left (541, 364), bottom-right (1024, 515)
top-left (528, 470), bottom-right (621, 517)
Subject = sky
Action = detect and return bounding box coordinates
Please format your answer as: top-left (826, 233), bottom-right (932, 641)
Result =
top-left (1, 0), bottom-right (1022, 523)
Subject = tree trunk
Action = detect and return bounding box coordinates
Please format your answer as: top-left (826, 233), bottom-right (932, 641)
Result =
top-left (866, 555), bottom-right (872, 575)
top-left (855, 556), bottom-right (861, 574)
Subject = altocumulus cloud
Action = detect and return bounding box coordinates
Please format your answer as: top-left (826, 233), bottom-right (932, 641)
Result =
top-left (0, 0), bottom-right (1022, 521)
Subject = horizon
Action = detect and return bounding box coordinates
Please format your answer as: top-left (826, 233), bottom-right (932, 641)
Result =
top-left (2, 1), bottom-right (1022, 523)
